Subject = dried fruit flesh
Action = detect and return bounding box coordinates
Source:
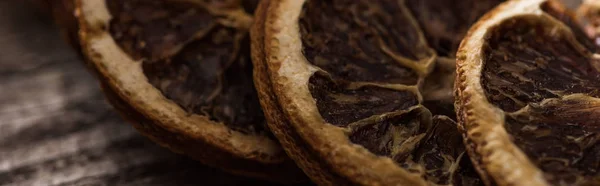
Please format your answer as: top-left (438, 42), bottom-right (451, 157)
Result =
top-left (299, 0), bottom-right (503, 185)
top-left (478, 1), bottom-right (600, 185)
top-left (107, 0), bottom-right (267, 135)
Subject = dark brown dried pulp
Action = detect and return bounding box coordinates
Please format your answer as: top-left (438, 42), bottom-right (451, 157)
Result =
top-left (107, 0), bottom-right (267, 135)
top-left (300, 0), bottom-right (504, 184)
top-left (252, 0), bottom-right (504, 185)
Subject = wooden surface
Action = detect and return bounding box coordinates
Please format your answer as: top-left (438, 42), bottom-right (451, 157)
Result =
top-left (0, 1), bottom-right (282, 185)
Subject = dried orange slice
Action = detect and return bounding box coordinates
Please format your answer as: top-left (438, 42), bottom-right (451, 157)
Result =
top-left (251, 0), bottom-right (503, 185)
top-left (457, 0), bottom-right (600, 185)
top-left (75, 0), bottom-right (303, 182)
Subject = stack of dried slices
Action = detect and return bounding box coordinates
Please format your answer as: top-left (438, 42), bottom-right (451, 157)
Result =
top-left (38, 0), bottom-right (600, 185)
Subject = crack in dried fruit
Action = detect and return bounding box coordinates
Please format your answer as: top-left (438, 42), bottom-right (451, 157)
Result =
top-left (107, 0), bottom-right (267, 135)
top-left (481, 4), bottom-right (600, 185)
top-left (300, 0), bottom-right (504, 185)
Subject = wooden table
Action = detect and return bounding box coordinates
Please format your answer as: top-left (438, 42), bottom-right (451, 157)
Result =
top-left (0, 1), bottom-right (281, 185)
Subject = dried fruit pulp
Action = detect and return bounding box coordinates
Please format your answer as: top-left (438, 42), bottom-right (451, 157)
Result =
top-left (479, 1), bottom-right (600, 185)
top-left (298, 0), bottom-right (503, 185)
top-left (107, 0), bottom-right (268, 135)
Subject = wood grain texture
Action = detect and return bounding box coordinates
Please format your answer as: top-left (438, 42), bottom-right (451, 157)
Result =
top-left (0, 1), bottom-right (283, 185)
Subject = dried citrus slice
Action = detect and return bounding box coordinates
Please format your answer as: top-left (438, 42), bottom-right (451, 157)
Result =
top-left (251, 0), bottom-right (503, 185)
top-left (457, 0), bottom-right (600, 185)
top-left (75, 0), bottom-right (304, 182)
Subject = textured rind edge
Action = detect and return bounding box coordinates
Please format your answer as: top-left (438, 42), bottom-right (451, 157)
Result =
top-left (251, 0), bottom-right (345, 185)
top-left (253, 0), bottom-right (430, 185)
top-left (454, 0), bottom-right (576, 185)
top-left (98, 80), bottom-right (306, 183)
top-left (453, 77), bottom-right (495, 186)
top-left (73, 0), bottom-right (306, 183)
